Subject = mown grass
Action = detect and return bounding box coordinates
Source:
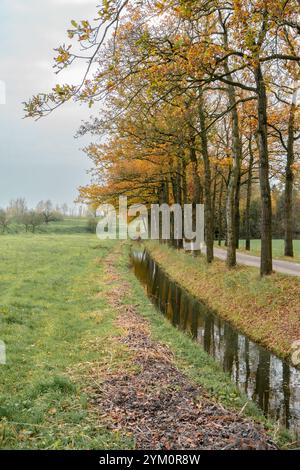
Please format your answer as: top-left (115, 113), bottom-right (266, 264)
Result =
top-left (145, 241), bottom-right (300, 362)
top-left (0, 234), bottom-right (133, 449)
top-left (0, 231), bottom-right (293, 449)
top-left (1, 217), bottom-right (89, 235)
top-left (217, 239), bottom-right (300, 262)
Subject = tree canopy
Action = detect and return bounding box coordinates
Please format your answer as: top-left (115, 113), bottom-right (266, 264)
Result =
top-left (24, 0), bottom-right (300, 275)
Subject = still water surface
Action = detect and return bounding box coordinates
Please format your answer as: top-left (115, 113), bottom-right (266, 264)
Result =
top-left (131, 248), bottom-right (300, 437)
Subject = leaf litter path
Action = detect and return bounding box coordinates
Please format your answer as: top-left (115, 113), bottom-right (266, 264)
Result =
top-left (91, 249), bottom-right (276, 450)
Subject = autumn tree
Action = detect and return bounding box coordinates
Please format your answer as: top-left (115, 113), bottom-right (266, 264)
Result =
top-left (24, 0), bottom-right (300, 275)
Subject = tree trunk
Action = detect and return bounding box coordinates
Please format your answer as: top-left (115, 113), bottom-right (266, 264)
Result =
top-left (175, 161), bottom-right (183, 249)
top-left (182, 158), bottom-right (188, 249)
top-left (198, 88), bottom-right (214, 263)
top-left (218, 176), bottom-right (224, 246)
top-left (255, 64), bottom-right (273, 276)
top-left (189, 131), bottom-right (203, 254)
top-left (224, 91), bottom-right (242, 267)
top-left (245, 137), bottom-right (254, 251)
top-left (235, 170), bottom-right (241, 249)
top-left (170, 162), bottom-right (183, 249)
top-left (220, 15), bottom-right (243, 268)
top-left (212, 168), bottom-right (218, 237)
top-left (182, 159), bottom-right (188, 205)
top-left (189, 132), bottom-right (204, 206)
top-left (158, 178), bottom-right (169, 244)
top-left (284, 83), bottom-right (298, 257)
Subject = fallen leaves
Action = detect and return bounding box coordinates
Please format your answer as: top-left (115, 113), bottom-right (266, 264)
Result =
top-left (91, 309), bottom-right (276, 450)
top-left (85, 254), bottom-right (277, 450)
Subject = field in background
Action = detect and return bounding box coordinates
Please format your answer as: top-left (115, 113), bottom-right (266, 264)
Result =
top-left (1, 222), bottom-right (284, 449)
top-left (5, 217), bottom-right (300, 261)
top-left (217, 239), bottom-right (300, 262)
top-left (2, 217), bottom-right (90, 235)
top-left (39, 217), bottom-right (89, 234)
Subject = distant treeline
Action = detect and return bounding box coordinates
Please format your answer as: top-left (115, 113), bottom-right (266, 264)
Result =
top-left (0, 199), bottom-right (88, 233)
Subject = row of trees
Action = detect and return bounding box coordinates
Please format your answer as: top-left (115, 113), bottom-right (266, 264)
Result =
top-left (0, 199), bottom-right (63, 233)
top-left (218, 185), bottom-right (300, 244)
top-left (25, 0), bottom-right (300, 275)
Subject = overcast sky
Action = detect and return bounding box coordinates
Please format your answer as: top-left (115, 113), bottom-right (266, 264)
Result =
top-left (0, 0), bottom-right (100, 209)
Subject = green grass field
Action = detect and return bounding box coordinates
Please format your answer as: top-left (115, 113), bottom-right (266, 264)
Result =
top-left (4, 217), bottom-right (90, 235)
top-left (217, 239), bottom-right (300, 262)
top-left (0, 231), bottom-right (134, 449)
top-left (0, 222), bottom-right (293, 449)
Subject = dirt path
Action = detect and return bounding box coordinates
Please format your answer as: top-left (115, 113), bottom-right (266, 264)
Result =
top-left (88, 250), bottom-right (277, 450)
top-left (214, 247), bottom-right (300, 276)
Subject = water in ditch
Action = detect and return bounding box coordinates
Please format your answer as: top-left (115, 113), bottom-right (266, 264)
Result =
top-left (131, 247), bottom-right (300, 437)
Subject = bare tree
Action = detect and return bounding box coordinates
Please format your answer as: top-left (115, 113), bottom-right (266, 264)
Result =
top-left (36, 200), bottom-right (63, 224)
top-left (61, 203), bottom-right (69, 216)
top-left (7, 198), bottom-right (27, 219)
top-left (26, 211), bottom-right (44, 233)
top-left (0, 209), bottom-right (11, 233)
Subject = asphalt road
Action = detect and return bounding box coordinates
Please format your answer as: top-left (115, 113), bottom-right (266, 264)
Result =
top-left (213, 247), bottom-right (300, 277)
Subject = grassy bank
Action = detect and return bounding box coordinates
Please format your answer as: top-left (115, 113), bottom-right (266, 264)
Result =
top-left (0, 233), bottom-right (289, 448)
top-left (146, 241), bottom-right (300, 363)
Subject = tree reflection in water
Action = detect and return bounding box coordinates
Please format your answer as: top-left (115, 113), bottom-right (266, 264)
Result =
top-left (131, 248), bottom-right (300, 437)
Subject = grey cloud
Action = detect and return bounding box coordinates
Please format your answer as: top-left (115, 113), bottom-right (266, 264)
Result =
top-left (0, 0), bottom-right (99, 208)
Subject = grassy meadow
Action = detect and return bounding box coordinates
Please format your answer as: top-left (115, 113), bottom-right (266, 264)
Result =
top-left (217, 239), bottom-right (300, 262)
top-left (0, 227), bottom-right (132, 449)
top-left (0, 221), bottom-right (294, 448)
top-left (3, 217), bottom-right (89, 235)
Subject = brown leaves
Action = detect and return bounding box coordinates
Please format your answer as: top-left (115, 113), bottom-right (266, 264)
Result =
top-left (93, 308), bottom-right (276, 450)
top-left (85, 254), bottom-right (276, 450)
